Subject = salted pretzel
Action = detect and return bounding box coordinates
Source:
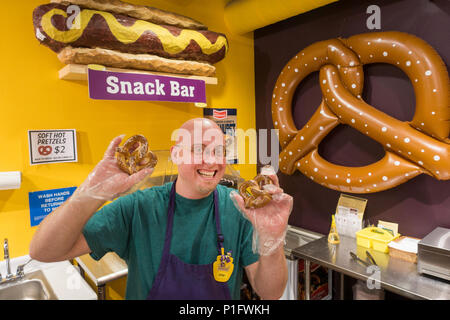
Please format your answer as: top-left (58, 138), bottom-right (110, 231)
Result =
top-left (238, 174), bottom-right (274, 209)
top-left (272, 31), bottom-right (449, 193)
top-left (116, 134), bottom-right (158, 175)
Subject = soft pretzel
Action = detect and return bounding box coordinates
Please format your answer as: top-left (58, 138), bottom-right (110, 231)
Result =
top-left (115, 134), bottom-right (157, 175)
top-left (254, 174), bottom-right (273, 188)
top-left (238, 174), bottom-right (274, 209)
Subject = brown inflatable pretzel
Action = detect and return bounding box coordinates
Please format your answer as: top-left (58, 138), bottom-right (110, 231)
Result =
top-left (238, 174), bottom-right (274, 209)
top-left (272, 31), bottom-right (449, 193)
top-left (116, 134), bottom-right (158, 175)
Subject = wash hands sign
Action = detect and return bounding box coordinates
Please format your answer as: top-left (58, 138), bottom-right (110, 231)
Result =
top-left (28, 187), bottom-right (77, 227)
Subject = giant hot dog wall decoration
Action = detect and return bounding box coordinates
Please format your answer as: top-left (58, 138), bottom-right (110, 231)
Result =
top-left (272, 31), bottom-right (449, 193)
top-left (33, 0), bottom-right (229, 77)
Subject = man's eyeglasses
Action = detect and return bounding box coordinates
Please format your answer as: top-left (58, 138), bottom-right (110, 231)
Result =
top-left (176, 144), bottom-right (227, 158)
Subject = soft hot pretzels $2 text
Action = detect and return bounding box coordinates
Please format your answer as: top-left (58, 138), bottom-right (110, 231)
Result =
top-left (272, 31), bottom-right (449, 193)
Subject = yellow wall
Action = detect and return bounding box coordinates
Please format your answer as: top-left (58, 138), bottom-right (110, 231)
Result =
top-left (0, 0), bottom-right (256, 282)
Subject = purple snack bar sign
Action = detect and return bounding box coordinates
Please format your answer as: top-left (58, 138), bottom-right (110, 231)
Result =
top-left (88, 68), bottom-right (206, 103)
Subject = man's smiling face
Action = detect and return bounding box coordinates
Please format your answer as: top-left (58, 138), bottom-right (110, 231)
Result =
top-left (172, 118), bottom-right (226, 199)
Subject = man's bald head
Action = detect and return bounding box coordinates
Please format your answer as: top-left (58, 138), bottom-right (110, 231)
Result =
top-left (174, 118), bottom-right (224, 145)
top-left (180, 118), bottom-right (221, 131)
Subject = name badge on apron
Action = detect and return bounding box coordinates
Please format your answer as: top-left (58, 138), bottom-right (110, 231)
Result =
top-left (213, 248), bottom-right (234, 282)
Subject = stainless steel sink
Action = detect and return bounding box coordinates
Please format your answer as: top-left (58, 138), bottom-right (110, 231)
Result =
top-left (0, 270), bottom-right (57, 300)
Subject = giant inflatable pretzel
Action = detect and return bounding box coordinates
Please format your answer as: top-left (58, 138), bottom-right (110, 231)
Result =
top-left (272, 32), bottom-right (449, 193)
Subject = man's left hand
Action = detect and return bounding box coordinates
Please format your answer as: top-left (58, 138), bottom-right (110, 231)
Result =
top-left (231, 174), bottom-right (293, 255)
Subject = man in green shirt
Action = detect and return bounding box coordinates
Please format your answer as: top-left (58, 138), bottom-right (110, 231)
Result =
top-left (30, 118), bottom-right (293, 300)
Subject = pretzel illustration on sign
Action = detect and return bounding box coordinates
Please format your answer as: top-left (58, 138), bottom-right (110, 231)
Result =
top-left (272, 31), bottom-right (449, 193)
top-left (38, 145), bottom-right (52, 156)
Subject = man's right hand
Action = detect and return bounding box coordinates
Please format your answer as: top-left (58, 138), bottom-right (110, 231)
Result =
top-left (76, 135), bottom-right (154, 201)
top-left (30, 135), bottom-right (154, 262)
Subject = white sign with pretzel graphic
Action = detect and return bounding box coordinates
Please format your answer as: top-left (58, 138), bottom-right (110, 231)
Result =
top-left (28, 129), bottom-right (78, 165)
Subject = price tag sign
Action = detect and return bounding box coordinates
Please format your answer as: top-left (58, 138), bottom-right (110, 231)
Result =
top-left (203, 108), bottom-right (238, 164)
top-left (28, 129), bottom-right (78, 165)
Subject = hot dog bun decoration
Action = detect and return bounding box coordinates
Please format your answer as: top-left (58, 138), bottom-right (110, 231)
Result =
top-left (116, 134), bottom-right (157, 175)
top-left (50, 0), bottom-right (207, 30)
top-left (33, 0), bottom-right (229, 76)
top-left (272, 31), bottom-right (449, 193)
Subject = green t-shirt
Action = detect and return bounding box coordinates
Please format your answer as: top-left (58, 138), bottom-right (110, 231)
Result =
top-left (82, 182), bottom-right (259, 300)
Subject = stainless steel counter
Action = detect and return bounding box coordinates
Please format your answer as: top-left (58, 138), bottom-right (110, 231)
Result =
top-left (284, 225), bottom-right (324, 259)
top-left (292, 235), bottom-right (450, 300)
top-left (75, 252), bottom-right (128, 300)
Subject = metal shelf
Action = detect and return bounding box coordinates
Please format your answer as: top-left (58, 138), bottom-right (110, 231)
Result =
top-left (59, 64), bottom-right (218, 85)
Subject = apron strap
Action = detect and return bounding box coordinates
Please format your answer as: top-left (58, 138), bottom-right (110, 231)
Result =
top-left (160, 180), bottom-right (178, 258)
top-left (213, 188), bottom-right (224, 253)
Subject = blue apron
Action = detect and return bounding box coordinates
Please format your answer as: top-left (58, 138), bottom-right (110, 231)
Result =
top-left (146, 181), bottom-right (231, 300)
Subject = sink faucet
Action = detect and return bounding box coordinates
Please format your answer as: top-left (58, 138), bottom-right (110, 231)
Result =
top-left (3, 239), bottom-right (13, 281)
top-left (16, 259), bottom-right (32, 278)
top-left (0, 239), bottom-right (32, 285)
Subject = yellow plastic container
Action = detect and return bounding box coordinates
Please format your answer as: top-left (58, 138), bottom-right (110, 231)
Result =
top-left (356, 227), bottom-right (400, 253)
